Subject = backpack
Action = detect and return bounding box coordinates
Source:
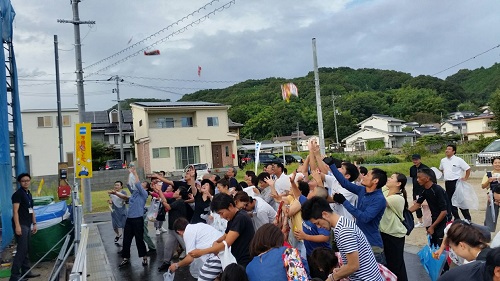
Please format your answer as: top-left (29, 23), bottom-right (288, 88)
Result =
top-left (387, 197), bottom-right (414, 236)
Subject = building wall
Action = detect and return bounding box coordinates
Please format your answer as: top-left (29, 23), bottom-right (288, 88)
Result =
top-left (361, 118), bottom-right (387, 130)
top-left (467, 118), bottom-right (493, 134)
top-left (131, 105), bottom-right (149, 140)
top-left (21, 110), bottom-right (80, 176)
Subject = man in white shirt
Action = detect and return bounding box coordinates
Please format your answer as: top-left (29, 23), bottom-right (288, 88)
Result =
top-left (169, 218), bottom-right (222, 278)
top-left (273, 162), bottom-right (291, 196)
top-left (324, 162), bottom-right (359, 221)
top-left (439, 144), bottom-right (471, 221)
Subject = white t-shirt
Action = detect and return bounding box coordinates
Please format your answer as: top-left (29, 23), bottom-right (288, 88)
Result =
top-left (184, 223), bottom-right (223, 263)
top-left (274, 173), bottom-right (291, 195)
top-left (251, 197), bottom-right (277, 230)
top-left (325, 174), bottom-right (357, 221)
top-left (439, 155), bottom-right (470, 181)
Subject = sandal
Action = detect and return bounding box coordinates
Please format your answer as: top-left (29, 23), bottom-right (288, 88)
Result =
top-left (142, 258), bottom-right (148, 266)
top-left (114, 234), bottom-right (122, 243)
top-left (118, 259), bottom-right (130, 268)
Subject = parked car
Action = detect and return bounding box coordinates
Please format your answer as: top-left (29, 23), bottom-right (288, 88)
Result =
top-left (476, 139), bottom-right (500, 166)
top-left (102, 159), bottom-right (125, 170)
top-left (279, 154), bottom-right (303, 164)
top-left (185, 163), bottom-right (211, 180)
top-left (240, 153), bottom-right (283, 166)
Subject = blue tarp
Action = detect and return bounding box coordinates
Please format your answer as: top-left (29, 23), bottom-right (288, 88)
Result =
top-left (34, 202), bottom-right (68, 223)
top-left (0, 0), bottom-right (18, 251)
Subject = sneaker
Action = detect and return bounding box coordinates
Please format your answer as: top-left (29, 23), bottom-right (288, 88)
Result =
top-left (160, 227), bottom-right (168, 233)
top-left (155, 229), bottom-right (161, 235)
top-left (179, 250), bottom-right (186, 259)
top-left (415, 222), bottom-right (424, 228)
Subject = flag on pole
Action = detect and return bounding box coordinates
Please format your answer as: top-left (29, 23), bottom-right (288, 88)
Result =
top-left (37, 178), bottom-right (44, 196)
top-left (254, 142), bottom-right (262, 173)
top-left (281, 83), bottom-right (298, 103)
top-left (198, 66), bottom-right (202, 77)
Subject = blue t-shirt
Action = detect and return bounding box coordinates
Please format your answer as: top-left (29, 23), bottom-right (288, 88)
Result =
top-left (302, 220), bottom-right (331, 256)
top-left (246, 247), bottom-right (288, 281)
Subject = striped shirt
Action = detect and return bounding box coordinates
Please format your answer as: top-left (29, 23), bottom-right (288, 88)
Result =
top-left (334, 216), bottom-right (383, 281)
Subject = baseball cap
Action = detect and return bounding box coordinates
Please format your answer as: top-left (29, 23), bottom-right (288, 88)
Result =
top-left (411, 154), bottom-right (421, 160)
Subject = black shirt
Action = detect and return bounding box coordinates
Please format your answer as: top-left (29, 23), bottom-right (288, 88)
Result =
top-left (167, 199), bottom-right (187, 230)
top-left (437, 260), bottom-right (485, 281)
top-left (191, 192), bottom-right (211, 224)
top-left (416, 184), bottom-right (448, 222)
top-left (409, 163), bottom-right (429, 189)
top-left (11, 188), bottom-right (34, 227)
top-left (229, 177), bottom-right (238, 189)
top-left (225, 210), bottom-right (255, 266)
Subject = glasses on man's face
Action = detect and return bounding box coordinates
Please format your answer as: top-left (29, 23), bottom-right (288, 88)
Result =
top-left (20, 180), bottom-right (31, 183)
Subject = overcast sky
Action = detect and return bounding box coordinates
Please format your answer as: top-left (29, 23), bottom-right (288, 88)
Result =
top-left (12, 0), bottom-right (500, 111)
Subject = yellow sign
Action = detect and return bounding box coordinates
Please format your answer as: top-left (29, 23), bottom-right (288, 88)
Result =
top-left (75, 123), bottom-right (92, 178)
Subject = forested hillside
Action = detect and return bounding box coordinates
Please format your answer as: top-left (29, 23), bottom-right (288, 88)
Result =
top-left (179, 64), bottom-right (500, 141)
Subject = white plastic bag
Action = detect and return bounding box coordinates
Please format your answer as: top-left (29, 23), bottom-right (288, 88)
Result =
top-left (219, 240), bottom-right (237, 270)
top-left (163, 270), bottom-right (175, 281)
top-left (146, 198), bottom-right (160, 222)
top-left (451, 180), bottom-right (479, 210)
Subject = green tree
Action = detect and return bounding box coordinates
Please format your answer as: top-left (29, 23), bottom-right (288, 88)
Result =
top-left (489, 89), bottom-right (500, 135)
top-left (91, 141), bottom-right (115, 170)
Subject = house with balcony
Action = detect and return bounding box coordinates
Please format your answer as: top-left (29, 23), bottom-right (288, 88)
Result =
top-left (21, 108), bottom-right (80, 176)
top-left (464, 113), bottom-right (496, 140)
top-left (130, 102), bottom-right (239, 173)
top-left (342, 114), bottom-right (416, 152)
top-left (83, 109), bottom-right (135, 164)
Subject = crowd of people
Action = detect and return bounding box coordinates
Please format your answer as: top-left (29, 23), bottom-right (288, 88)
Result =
top-left (99, 140), bottom-right (500, 281)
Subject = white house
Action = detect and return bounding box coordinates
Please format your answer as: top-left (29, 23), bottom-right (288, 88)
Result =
top-left (272, 131), bottom-right (314, 151)
top-left (440, 120), bottom-right (467, 135)
top-left (343, 114), bottom-right (416, 152)
top-left (21, 108), bottom-right (80, 176)
top-left (131, 102), bottom-right (239, 174)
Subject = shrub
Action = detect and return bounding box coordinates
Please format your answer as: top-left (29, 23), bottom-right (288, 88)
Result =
top-left (363, 156), bottom-right (400, 164)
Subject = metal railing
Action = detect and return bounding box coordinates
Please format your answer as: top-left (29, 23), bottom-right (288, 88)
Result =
top-left (455, 153), bottom-right (478, 165)
top-left (69, 225), bottom-right (89, 281)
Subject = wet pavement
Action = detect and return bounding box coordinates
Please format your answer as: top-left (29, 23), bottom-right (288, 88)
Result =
top-left (85, 212), bottom-right (430, 281)
top-left (85, 212), bottom-right (194, 281)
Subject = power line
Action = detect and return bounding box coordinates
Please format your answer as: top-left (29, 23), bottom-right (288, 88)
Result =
top-left (432, 43), bottom-right (500, 76)
top-left (83, 0), bottom-right (223, 70)
top-left (121, 81), bottom-right (183, 96)
top-left (98, 74), bottom-right (241, 84)
top-left (84, 0), bottom-right (237, 78)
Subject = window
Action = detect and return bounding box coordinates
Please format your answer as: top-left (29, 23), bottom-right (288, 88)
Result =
top-left (113, 135), bottom-right (125, 144)
top-left (139, 120), bottom-right (143, 127)
top-left (181, 117), bottom-right (193, 127)
top-left (62, 115), bottom-right (71, 127)
top-left (207, 117), bottom-right (219, 127)
top-left (175, 146), bottom-right (200, 169)
top-left (225, 146), bottom-right (229, 157)
top-left (37, 116), bottom-right (52, 128)
top-left (153, 147), bottom-right (170, 158)
top-left (157, 118), bottom-right (174, 128)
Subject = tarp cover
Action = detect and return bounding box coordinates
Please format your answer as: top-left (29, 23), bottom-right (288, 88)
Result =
top-left (34, 202), bottom-right (68, 223)
top-left (0, 0), bottom-right (16, 251)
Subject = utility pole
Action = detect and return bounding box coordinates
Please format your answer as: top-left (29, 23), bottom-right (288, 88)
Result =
top-left (331, 92), bottom-right (340, 146)
top-left (54, 35), bottom-right (64, 163)
top-left (312, 38), bottom-right (326, 155)
top-left (109, 76), bottom-right (125, 162)
top-left (58, 1), bottom-right (95, 216)
top-left (57, 1), bottom-right (95, 123)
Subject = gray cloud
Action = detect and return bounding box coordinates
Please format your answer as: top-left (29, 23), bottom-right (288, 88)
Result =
top-left (11, 0), bottom-right (500, 111)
